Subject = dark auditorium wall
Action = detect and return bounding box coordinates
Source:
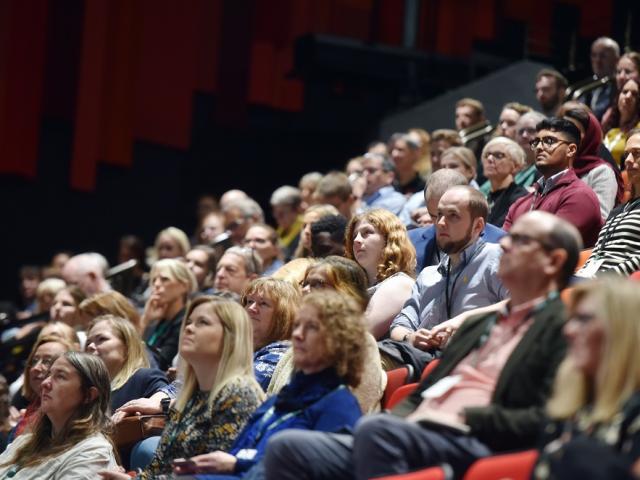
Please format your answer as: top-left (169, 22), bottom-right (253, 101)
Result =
top-left (0, 0), bottom-right (627, 302)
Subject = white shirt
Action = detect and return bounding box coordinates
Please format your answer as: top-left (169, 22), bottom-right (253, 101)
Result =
top-left (0, 432), bottom-right (117, 480)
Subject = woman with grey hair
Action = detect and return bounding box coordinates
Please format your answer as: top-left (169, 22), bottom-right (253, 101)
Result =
top-left (480, 137), bottom-right (528, 227)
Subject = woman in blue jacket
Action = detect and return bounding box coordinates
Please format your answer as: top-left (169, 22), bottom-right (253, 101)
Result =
top-left (173, 290), bottom-right (366, 479)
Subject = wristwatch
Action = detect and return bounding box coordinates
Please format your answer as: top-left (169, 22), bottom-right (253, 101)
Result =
top-left (160, 397), bottom-right (171, 415)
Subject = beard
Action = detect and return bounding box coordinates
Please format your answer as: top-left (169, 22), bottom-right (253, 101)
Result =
top-left (438, 224), bottom-right (474, 255)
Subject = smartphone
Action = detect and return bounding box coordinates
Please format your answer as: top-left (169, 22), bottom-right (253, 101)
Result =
top-left (172, 458), bottom-right (197, 473)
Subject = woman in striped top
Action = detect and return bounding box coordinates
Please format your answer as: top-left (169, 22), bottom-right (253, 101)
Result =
top-left (578, 130), bottom-right (640, 277)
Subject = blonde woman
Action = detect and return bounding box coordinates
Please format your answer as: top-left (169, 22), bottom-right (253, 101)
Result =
top-left (154, 226), bottom-right (190, 260)
top-left (141, 258), bottom-right (197, 370)
top-left (534, 279), bottom-right (640, 478)
top-left (86, 315), bottom-right (167, 411)
top-left (100, 297), bottom-right (264, 479)
top-left (345, 209), bottom-right (416, 339)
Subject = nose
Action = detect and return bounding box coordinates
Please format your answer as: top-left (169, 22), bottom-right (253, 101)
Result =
top-left (292, 324), bottom-right (303, 341)
top-left (563, 318), bottom-right (579, 342)
top-left (40, 375), bottom-right (52, 391)
top-left (499, 235), bottom-right (512, 252)
top-left (86, 342), bottom-right (97, 354)
top-left (246, 300), bottom-right (258, 314)
top-left (353, 232), bottom-right (363, 245)
top-left (302, 283), bottom-right (311, 295)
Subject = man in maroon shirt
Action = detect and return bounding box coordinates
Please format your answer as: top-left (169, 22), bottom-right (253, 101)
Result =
top-left (503, 118), bottom-right (603, 247)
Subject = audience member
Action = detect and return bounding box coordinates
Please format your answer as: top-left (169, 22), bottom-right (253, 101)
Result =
top-left (390, 186), bottom-right (507, 348)
top-left (494, 102), bottom-right (532, 139)
top-left (358, 153), bottom-right (406, 215)
top-left (0, 353), bottom-right (116, 478)
top-left (86, 315), bottom-right (167, 411)
top-left (17, 266), bottom-right (40, 316)
top-left (79, 290), bottom-right (142, 336)
top-left (223, 197), bottom-right (265, 246)
top-left (34, 278), bottom-right (65, 315)
top-left (104, 298), bottom-right (264, 479)
top-left (600, 51), bottom-right (640, 128)
top-left (535, 69), bottom-right (567, 117)
top-left (114, 234), bottom-right (147, 299)
top-left (314, 172), bottom-right (355, 219)
top-left (310, 215), bottom-right (348, 258)
top-left (242, 224), bottom-right (283, 277)
top-left (264, 211), bottom-right (581, 480)
top-left (561, 107), bottom-right (623, 219)
top-left (62, 253), bottom-right (112, 297)
top-left (282, 256), bottom-right (384, 413)
top-left (440, 146), bottom-right (479, 188)
top-left (219, 189), bottom-right (249, 210)
top-left (49, 285), bottom-right (87, 327)
top-left (270, 186), bottom-right (304, 261)
top-left (577, 36), bottom-right (620, 120)
top-left (430, 129), bottom-right (462, 172)
top-left (503, 118), bottom-right (603, 248)
top-left (455, 98), bottom-right (493, 183)
top-left (179, 291), bottom-right (365, 479)
top-left (298, 172), bottom-right (323, 211)
top-left (293, 204), bottom-right (339, 258)
top-left (535, 278), bottom-right (640, 479)
top-left (480, 137), bottom-right (528, 227)
top-left (408, 170), bottom-right (505, 272)
top-left (153, 226), bottom-right (190, 261)
top-left (408, 128), bottom-right (432, 178)
top-left (140, 258), bottom-right (196, 370)
top-left (185, 245), bottom-right (217, 294)
top-left (389, 133), bottom-right (426, 195)
top-left (345, 209), bottom-right (416, 339)
top-left (199, 212), bottom-right (226, 245)
top-left (513, 110), bottom-right (546, 188)
top-left (9, 336), bottom-right (77, 442)
top-left (241, 278), bottom-right (300, 391)
top-left (578, 130), bottom-right (640, 277)
top-left (603, 79), bottom-right (640, 167)
top-left (213, 247), bottom-right (262, 296)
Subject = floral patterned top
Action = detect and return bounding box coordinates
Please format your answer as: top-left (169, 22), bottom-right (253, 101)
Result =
top-left (253, 340), bottom-right (291, 392)
top-left (138, 376), bottom-right (263, 479)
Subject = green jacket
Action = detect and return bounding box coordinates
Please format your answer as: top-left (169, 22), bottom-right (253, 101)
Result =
top-left (392, 295), bottom-right (567, 452)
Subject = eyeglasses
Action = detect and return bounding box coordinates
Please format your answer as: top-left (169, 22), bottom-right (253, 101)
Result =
top-left (529, 136), bottom-right (570, 150)
top-left (569, 312), bottom-right (597, 324)
top-left (517, 127), bottom-right (536, 137)
top-left (29, 355), bottom-right (58, 369)
top-left (505, 233), bottom-right (554, 250)
top-left (482, 151), bottom-right (508, 161)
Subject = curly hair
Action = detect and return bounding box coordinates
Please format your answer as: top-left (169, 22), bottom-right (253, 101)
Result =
top-left (344, 209), bottom-right (416, 283)
top-left (301, 291), bottom-right (366, 388)
top-left (304, 256), bottom-right (369, 311)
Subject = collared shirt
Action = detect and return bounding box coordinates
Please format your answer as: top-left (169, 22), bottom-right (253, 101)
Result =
top-left (362, 185), bottom-right (407, 216)
top-left (535, 168), bottom-right (569, 196)
top-left (407, 298), bottom-right (539, 421)
top-left (391, 238), bottom-right (508, 332)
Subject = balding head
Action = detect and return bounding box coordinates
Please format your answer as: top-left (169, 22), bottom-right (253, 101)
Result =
top-left (499, 212), bottom-right (582, 293)
top-left (219, 189), bottom-right (248, 210)
top-left (62, 253), bottom-right (111, 296)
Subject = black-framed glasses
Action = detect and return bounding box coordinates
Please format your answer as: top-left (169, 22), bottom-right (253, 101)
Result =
top-left (529, 136), bottom-right (570, 150)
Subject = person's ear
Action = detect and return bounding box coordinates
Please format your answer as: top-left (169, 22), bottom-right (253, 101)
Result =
top-left (544, 248), bottom-right (568, 279)
top-left (85, 386), bottom-right (99, 404)
top-left (472, 216), bottom-right (485, 237)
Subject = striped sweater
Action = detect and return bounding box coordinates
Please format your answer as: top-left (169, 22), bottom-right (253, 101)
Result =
top-left (582, 198), bottom-right (640, 276)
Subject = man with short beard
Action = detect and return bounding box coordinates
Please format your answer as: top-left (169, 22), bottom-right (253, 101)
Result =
top-left (390, 186), bottom-right (507, 349)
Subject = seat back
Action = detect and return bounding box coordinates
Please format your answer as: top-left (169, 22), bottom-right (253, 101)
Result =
top-left (463, 450), bottom-right (539, 480)
top-left (420, 359), bottom-right (440, 381)
top-left (382, 365), bottom-right (414, 407)
top-left (385, 382), bottom-right (418, 409)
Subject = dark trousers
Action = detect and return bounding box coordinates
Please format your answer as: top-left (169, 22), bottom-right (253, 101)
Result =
top-left (264, 413), bottom-right (492, 480)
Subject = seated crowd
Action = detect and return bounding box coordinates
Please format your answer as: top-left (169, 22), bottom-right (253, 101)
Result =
top-left (2, 36), bottom-right (640, 480)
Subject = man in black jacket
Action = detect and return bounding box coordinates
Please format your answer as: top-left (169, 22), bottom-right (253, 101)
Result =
top-left (264, 211), bottom-right (582, 480)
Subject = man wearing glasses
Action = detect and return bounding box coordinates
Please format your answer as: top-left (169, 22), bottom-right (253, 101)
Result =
top-left (503, 118), bottom-right (602, 247)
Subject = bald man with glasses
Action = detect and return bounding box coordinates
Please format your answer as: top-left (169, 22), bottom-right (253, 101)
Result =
top-left (503, 117), bottom-right (602, 247)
